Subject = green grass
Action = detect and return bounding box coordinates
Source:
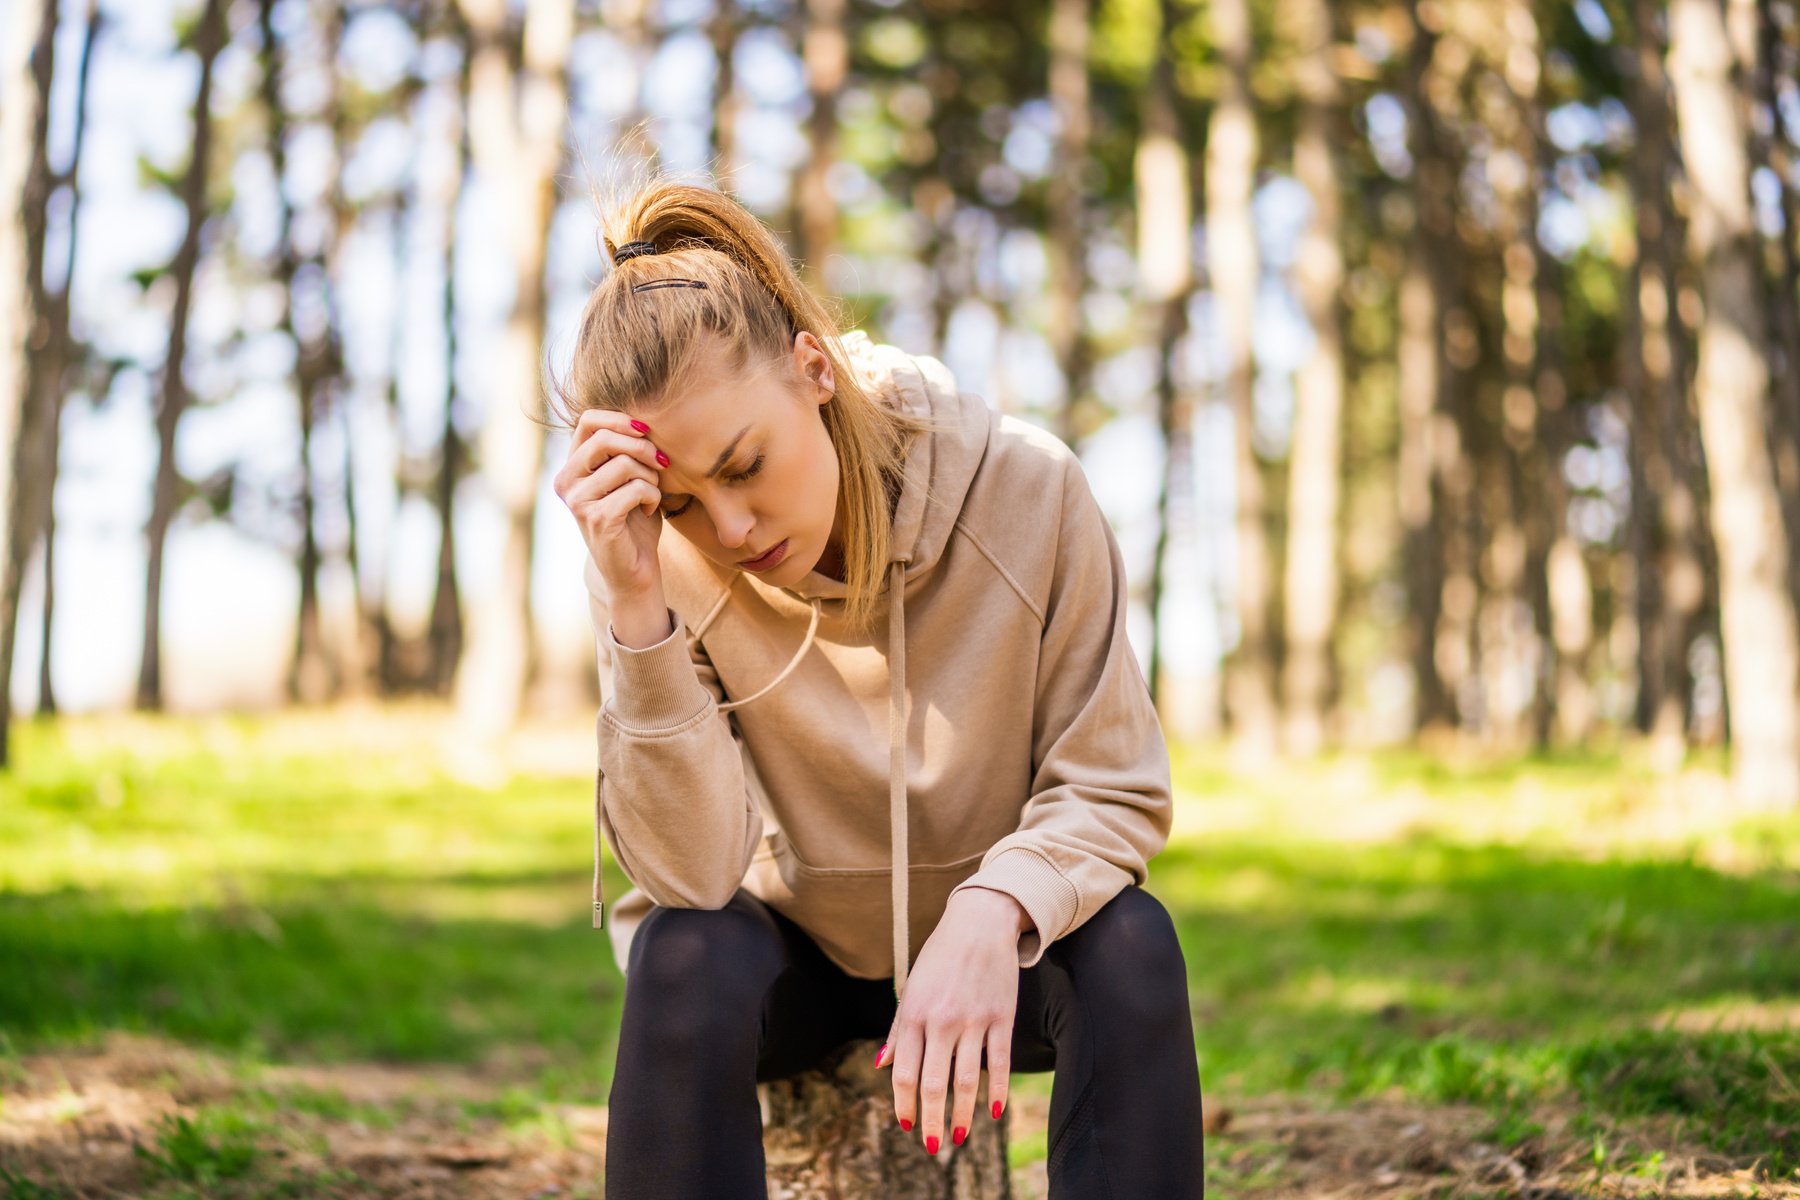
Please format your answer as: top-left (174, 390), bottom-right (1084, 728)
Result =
top-left (3, 711), bottom-right (1800, 1188)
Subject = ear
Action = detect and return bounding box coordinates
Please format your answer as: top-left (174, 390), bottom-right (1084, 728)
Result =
top-left (793, 331), bottom-right (835, 405)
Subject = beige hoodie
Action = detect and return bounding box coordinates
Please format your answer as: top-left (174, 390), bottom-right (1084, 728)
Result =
top-left (585, 331), bottom-right (1173, 1002)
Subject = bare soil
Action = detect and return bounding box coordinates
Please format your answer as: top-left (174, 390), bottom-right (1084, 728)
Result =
top-left (2, 1033), bottom-right (1793, 1199)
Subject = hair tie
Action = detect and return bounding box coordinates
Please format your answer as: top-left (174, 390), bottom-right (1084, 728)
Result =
top-left (612, 240), bottom-right (658, 265)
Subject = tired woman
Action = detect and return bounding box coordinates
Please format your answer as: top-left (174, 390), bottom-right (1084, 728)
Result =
top-left (551, 177), bottom-right (1206, 1198)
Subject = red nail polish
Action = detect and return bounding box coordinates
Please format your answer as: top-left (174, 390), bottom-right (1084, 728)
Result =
top-left (655, 450), bottom-right (669, 467)
top-left (630, 419), bottom-right (649, 432)
top-left (899, 1117), bottom-right (911, 1131)
top-left (992, 1100), bottom-right (1002, 1119)
top-left (953, 1126), bottom-right (966, 1146)
top-left (874, 1042), bottom-right (887, 1068)
top-left (926, 1135), bottom-right (939, 1155)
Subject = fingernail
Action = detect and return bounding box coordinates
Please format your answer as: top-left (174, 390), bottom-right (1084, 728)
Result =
top-left (899, 1117), bottom-right (912, 1131)
top-left (630, 419), bottom-right (649, 432)
top-left (953, 1126), bottom-right (966, 1146)
top-left (874, 1042), bottom-right (887, 1068)
top-left (654, 450), bottom-right (669, 467)
top-left (992, 1100), bottom-right (1002, 1120)
top-left (926, 1135), bottom-right (939, 1155)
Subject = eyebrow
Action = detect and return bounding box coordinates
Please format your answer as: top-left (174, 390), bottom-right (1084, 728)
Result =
top-left (701, 423), bottom-right (754, 481)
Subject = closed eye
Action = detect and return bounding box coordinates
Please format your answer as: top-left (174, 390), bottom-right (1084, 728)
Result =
top-left (661, 452), bottom-right (765, 519)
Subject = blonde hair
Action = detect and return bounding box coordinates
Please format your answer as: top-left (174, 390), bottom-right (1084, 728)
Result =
top-left (548, 168), bottom-right (961, 636)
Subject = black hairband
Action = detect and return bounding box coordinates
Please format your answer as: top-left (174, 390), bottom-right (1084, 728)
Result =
top-left (612, 240), bottom-right (658, 264)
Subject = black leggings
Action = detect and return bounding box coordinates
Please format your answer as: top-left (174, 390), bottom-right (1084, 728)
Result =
top-left (604, 883), bottom-right (1206, 1198)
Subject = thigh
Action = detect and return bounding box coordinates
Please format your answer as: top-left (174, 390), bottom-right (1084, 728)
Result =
top-left (1006, 884), bottom-right (1190, 1074)
top-left (752, 899), bottom-right (900, 1084)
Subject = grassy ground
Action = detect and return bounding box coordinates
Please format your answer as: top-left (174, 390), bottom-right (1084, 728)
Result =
top-left (2, 703), bottom-right (1798, 1198)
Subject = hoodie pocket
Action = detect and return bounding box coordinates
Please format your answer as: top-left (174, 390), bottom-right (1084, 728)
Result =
top-left (745, 829), bottom-right (989, 978)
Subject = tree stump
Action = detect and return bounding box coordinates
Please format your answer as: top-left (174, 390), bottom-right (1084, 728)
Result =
top-left (759, 1037), bottom-right (1012, 1199)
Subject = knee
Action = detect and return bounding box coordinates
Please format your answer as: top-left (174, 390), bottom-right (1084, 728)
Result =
top-left (1065, 886), bottom-right (1190, 1023)
top-left (626, 892), bottom-right (783, 1015)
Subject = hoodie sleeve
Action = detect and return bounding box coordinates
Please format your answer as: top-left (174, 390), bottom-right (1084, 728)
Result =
top-left (586, 560), bottom-right (763, 910)
top-left (945, 452), bottom-right (1174, 969)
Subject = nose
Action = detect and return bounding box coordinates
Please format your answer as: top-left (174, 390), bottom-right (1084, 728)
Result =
top-left (711, 505), bottom-right (754, 552)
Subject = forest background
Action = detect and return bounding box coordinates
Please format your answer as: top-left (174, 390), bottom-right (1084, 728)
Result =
top-left (3, 0), bottom-right (1800, 1196)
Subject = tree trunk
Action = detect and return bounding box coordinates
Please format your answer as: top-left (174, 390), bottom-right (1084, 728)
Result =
top-left (758, 1039), bottom-right (1010, 1198)
top-left (428, 25), bottom-right (471, 697)
top-left (1138, 0), bottom-right (1194, 724)
top-left (1625, 0), bottom-right (1705, 765)
top-left (707, 0), bottom-right (742, 183)
top-left (1045, 0), bottom-right (1091, 449)
top-left (0, 0), bottom-right (56, 764)
top-left (136, 0), bottom-right (229, 713)
top-left (1208, 0), bottom-right (1276, 761)
top-left (793, 0), bottom-right (845, 289)
top-left (31, 0), bottom-right (97, 721)
top-left (1749, 0), bottom-right (1800, 605)
top-left (1280, 0), bottom-right (1345, 757)
top-left (452, 0), bottom-right (572, 735)
top-left (1668, 0), bottom-right (1800, 806)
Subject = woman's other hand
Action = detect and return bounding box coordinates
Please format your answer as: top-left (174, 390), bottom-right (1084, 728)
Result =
top-left (876, 888), bottom-right (1026, 1153)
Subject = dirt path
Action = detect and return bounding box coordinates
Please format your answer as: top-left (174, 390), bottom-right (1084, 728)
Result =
top-left (2, 1033), bottom-right (1790, 1198)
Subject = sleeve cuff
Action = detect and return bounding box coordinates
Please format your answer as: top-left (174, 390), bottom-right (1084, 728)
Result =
top-left (605, 608), bottom-right (712, 730)
top-left (948, 846), bottom-right (1081, 970)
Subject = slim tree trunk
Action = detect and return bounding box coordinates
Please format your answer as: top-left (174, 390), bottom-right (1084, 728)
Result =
top-left (1668, 0), bottom-right (1800, 806)
top-left (1139, 0), bottom-right (1194, 720)
top-left (707, 0), bottom-right (742, 182)
top-left (0, 0), bottom-right (56, 763)
top-left (1280, 0), bottom-right (1345, 757)
top-left (1208, 0), bottom-right (1276, 760)
top-left (1406, 2), bottom-right (1483, 737)
top-left (452, 0), bottom-right (574, 733)
top-left (429, 21), bottom-right (472, 696)
top-left (793, 0), bottom-right (845, 287)
top-left (1045, 0), bottom-right (1091, 449)
top-left (137, 0), bottom-right (229, 712)
top-left (1749, 0), bottom-right (1800, 603)
top-left (32, 0), bottom-right (97, 720)
top-left (1625, 0), bottom-right (1705, 763)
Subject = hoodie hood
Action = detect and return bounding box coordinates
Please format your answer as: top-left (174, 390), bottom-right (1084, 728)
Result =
top-left (664, 329), bottom-right (988, 1001)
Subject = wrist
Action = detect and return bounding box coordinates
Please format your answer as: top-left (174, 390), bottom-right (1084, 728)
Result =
top-left (608, 589), bottom-right (672, 649)
top-left (952, 886), bottom-right (1032, 936)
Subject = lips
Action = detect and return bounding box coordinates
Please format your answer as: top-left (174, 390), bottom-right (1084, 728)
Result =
top-left (737, 538), bottom-right (789, 570)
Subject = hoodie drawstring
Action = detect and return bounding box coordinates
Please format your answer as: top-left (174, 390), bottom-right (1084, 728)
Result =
top-left (887, 559), bottom-right (909, 1002)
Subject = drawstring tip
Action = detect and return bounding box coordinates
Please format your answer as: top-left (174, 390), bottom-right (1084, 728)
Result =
top-left (592, 900), bottom-right (605, 929)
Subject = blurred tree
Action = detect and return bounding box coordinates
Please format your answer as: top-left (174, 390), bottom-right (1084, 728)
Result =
top-left (136, 0), bottom-right (231, 713)
top-left (31, 0), bottom-right (101, 721)
top-left (1140, 0), bottom-right (1196, 714)
top-left (451, 0), bottom-right (576, 735)
top-left (1619, 0), bottom-right (1707, 760)
top-left (1210, 0), bottom-right (1279, 761)
top-left (0, 0), bottom-right (57, 765)
top-left (1278, 0), bottom-right (1348, 756)
top-left (1668, 0), bottom-right (1800, 805)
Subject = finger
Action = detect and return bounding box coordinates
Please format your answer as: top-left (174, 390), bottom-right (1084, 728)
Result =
top-left (566, 449), bottom-right (661, 514)
top-left (591, 477), bottom-right (664, 529)
top-left (917, 1020), bottom-right (954, 1155)
top-left (949, 1027), bottom-right (984, 1148)
top-left (889, 1017), bottom-right (925, 1134)
top-left (572, 406), bottom-right (647, 444)
top-left (572, 425), bottom-right (663, 480)
top-left (984, 1022), bottom-right (1012, 1121)
top-left (556, 416), bottom-right (650, 497)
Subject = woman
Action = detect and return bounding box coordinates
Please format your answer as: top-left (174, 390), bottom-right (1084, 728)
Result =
top-left (550, 178), bottom-right (1206, 1198)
